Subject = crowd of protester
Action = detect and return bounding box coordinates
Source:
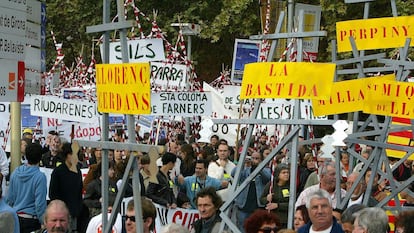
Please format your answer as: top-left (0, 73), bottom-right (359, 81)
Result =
top-left (1, 127), bottom-right (414, 233)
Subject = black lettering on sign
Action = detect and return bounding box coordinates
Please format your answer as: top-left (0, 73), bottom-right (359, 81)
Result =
top-left (151, 64), bottom-right (184, 82)
top-left (114, 42), bottom-right (156, 61)
top-left (0, 104), bottom-right (7, 112)
top-left (0, 86), bottom-right (6, 96)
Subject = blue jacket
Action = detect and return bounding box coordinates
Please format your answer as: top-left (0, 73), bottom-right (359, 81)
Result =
top-left (297, 217), bottom-right (344, 233)
top-left (232, 166), bottom-right (271, 208)
top-left (0, 198), bottom-right (20, 233)
top-left (177, 175), bottom-right (221, 209)
top-left (6, 165), bottom-right (47, 224)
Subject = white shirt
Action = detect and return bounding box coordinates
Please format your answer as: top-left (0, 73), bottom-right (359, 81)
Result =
top-left (295, 184), bottom-right (347, 209)
top-left (207, 159), bottom-right (235, 181)
top-left (309, 225), bottom-right (332, 233)
top-left (86, 212), bottom-right (122, 233)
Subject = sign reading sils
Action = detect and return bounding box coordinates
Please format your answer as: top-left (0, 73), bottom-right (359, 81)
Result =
top-left (103, 38), bottom-right (165, 64)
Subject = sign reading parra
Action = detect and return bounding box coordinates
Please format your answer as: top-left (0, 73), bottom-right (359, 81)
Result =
top-left (96, 63), bottom-right (151, 114)
top-left (149, 92), bottom-right (212, 117)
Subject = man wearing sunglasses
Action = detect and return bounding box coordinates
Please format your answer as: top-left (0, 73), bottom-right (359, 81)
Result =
top-left (124, 197), bottom-right (156, 233)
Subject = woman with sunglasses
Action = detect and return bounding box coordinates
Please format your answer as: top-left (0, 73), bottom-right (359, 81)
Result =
top-left (244, 209), bottom-right (280, 233)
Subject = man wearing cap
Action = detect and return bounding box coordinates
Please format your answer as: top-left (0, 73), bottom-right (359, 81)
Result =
top-left (22, 128), bottom-right (34, 140)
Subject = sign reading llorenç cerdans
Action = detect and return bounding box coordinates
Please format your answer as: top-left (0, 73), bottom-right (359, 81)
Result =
top-left (240, 62), bottom-right (336, 100)
top-left (96, 63), bottom-right (151, 114)
top-left (311, 74), bottom-right (395, 116)
top-left (336, 15), bottom-right (414, 52)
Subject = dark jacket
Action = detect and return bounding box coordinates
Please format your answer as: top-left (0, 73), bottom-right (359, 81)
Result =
top-left (297, 217), bottom-right (344, 233)
top-left (40, 151), bottom-right (63, 168)
top-left (83, 178), bottom-right (117, 208)
top-left (191, 213), bottom-right (221, 233)
top-left (49, 163), bottom-right (83, 217)
top-left (146, 170), bottom-right (176, 206)
top-left (260, 181), bottom-right (290, 226)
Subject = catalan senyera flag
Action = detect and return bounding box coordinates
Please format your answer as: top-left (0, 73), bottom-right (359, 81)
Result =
top-left (386, 117), bottom-right (414, 159)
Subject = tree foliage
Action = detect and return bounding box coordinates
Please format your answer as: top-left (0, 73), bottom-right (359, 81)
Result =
top-left (45, 0), bottom-right (414, 83)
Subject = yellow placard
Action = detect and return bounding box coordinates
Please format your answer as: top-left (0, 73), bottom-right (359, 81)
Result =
top-left (240, 62), bottom-right (336, 100)
top-left (336, 15), bottom-right (414, 52)
top-left (363, 79), bottom-right (414, 118)
top-left (311, 74), bottom-right (395, 116)
top-left (96, 63), bottom-right (151, 114)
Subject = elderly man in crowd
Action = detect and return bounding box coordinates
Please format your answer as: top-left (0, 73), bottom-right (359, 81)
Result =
top-left (297, 189), bottom-right (344, 233)
top-left (353, 207), bottom-right (388, 233)
top-left (36, 200), bottom-right (70, 233)
top-left (296, 160), bottom-right (346, 209)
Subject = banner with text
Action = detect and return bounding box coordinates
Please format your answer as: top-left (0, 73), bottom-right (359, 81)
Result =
top-left (150, 92), bottom-right (212, 117)
top-left (311, 75), bottom-right (395, 116)
top-left (103, 38), bottom-right (165, 64)
top-left (42, 117), bottom-right (101, 142)
top-left (96, 63), bottom-right (151, 114)
top-left (30, 95), bottom-right (98, 123)
top-left (240, 62), bottom-right (336, 100)
top-left (151, 62), bottom-right (188, 89)
top-left (336, 15), bottom-right (414, 52)
top-left (364, 79), bottom-right (414, 118)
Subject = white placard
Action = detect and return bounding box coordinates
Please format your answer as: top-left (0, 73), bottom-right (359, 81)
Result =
top-left (42, 117), bottom-right (102, 142)
top-left (30, 95), bottom-right (98, 123)
top-left (0, 7), bottom-right (26, 36)
top-left (24, 70), bottom-right (41, 94)
top-left (25, 46), bottom-right (41, 70)
top-left (151, 62), bottom-right (188, 89)
top-left (104, 38), bottom-right (165, 64)
top-left (0, 1), bottom-right (26, 12)
top-left (149, 92), bottom-right (212, 117)
top-left (0, 33), bottom-right (26, 60)
top-left (26, 0), bottom-right (42, 24)
top-left (258, 99), bottom-right (327, 120)
top-left (26, 21), bottom-right (40, 47)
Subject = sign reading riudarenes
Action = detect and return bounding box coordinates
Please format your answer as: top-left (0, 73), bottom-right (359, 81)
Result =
top-left (30, 95), bottom-right (98, 123)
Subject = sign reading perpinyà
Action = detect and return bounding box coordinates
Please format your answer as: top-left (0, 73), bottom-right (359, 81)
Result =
top-left (30, 95), bottom-right (98, 123)
top-left (96, 63), bottom-right (151, 114)
top-left (336, 16), bottom-right (414, 52)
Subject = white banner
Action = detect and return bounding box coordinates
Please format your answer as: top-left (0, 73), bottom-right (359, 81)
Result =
top-left (151, 62), bottom-right (188, 89)
top-left (121, 197), bottom-right (199, 232)
top-left (42, 117), bottom-right (102, 142)
top-left (30, 95), bottom-right (98, 123)
top-left (150, 92), bottom-right (212, 117)
top-left (104, 38), bottom-right (166, 64)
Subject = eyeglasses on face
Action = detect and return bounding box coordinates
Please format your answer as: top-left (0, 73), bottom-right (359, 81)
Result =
top-left (124, 215), bottom-right (136, 222)
top-left (259, 227), bottom-right (278, 233)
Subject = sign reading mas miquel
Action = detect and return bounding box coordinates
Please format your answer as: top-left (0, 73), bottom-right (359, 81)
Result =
top-left (95, 63), bottom-right (151, 114)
